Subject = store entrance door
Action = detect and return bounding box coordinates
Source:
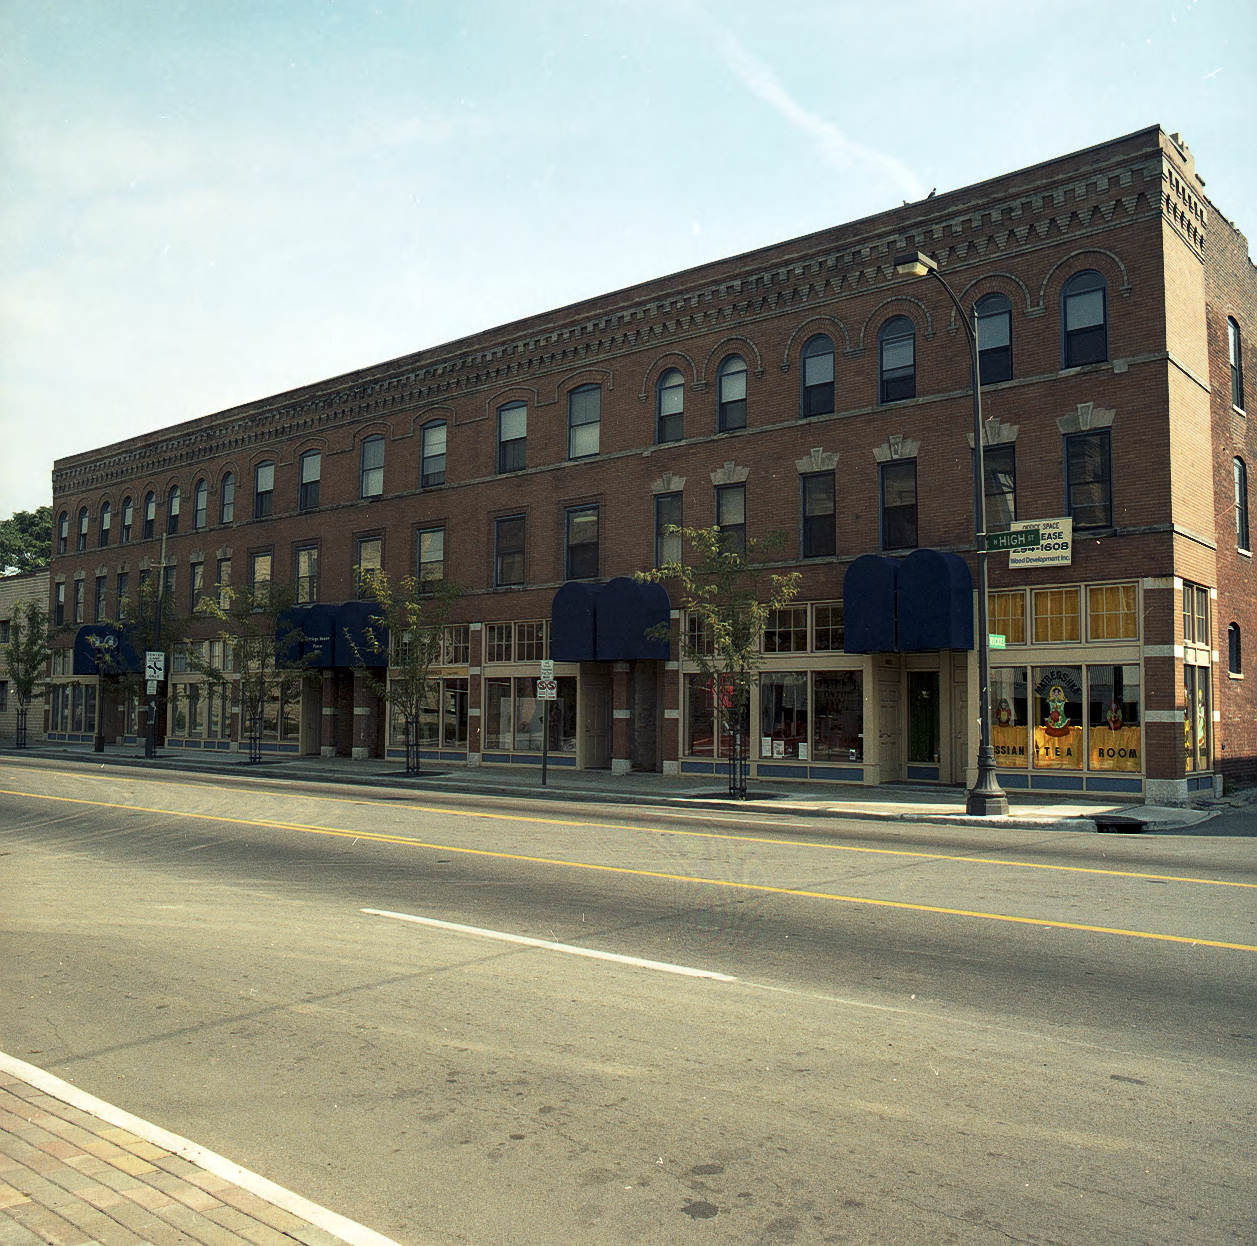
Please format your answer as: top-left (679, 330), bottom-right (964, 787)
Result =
top-left (907, 671), bottom-right (940, 776)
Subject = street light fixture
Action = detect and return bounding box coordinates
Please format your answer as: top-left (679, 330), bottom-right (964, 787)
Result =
top-left (893, 249), bottom-right (1009, 816)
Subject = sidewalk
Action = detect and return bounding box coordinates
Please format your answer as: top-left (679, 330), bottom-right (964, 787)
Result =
top-left (0, 1054), bottom-right (401, 1246)
top-left (3, 741), bottom-right (1233, 833)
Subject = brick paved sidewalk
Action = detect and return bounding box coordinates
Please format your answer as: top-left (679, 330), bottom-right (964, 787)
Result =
top-left (0, 1058), bottom-right (401, 1246)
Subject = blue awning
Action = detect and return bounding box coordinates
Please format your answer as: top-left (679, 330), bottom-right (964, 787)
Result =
top-left (72, 624), bottom-right (141, 675)
top-left (552, 578), bottom-right (671, 662)
top-left (897, 549), bottom-right (973, 651)
top-left (277, 602), bottom-right (339, 668)
top-left (842, 555), bottom-right (900, 653)
top-left (333, 600), bottom-right (388, 668)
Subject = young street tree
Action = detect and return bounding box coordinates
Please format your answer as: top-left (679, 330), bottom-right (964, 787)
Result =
top-left (87, 574), bottom-right (191, 754)
top-left (0, 506), bottom-right (52, 575)
top-left (639, 525), bottom-right (800, 798)
top-left (352, 570), bottom-right (461, 775)
top-left (3, 599), bottom-right (51, 747)
top-left (190, 581), bottom-right (303, 763)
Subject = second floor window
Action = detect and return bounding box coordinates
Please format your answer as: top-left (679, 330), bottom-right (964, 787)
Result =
top-left (417, 526), bottom-right (445, 586)
top-left (77, 507), bottom-right (88, 552)
top-left (565, 505), bottom-right (600, 580)
top-left (801, 471), bottom-right (835, 558)
top-left (355, 536), bottom-right (382, 597)
top-left (568, 385), bottom-right (600, 459)
top-left (143, 491), bottom-right (156, 539)
top-left (166, 486), bottom-right (180, 535)
top-left (299, 451), bottom-right (321, 510)
top-left (715, 483), bottom-right (746, 555)
top-left (984, 443), bottom-right (1017, 528)
top-left (657, 370), bottom-right (685, 443)
top-left (654, 492), bottom-right (682, 567)
top-left (1235, 456), bottom-right (1250, 551)
top-left (120, 497), bottom-right (133, 543)
top-left (717, 355), bottom-right (747, 431)
top-left (250, 550), bottom-right (272, 596)
top-left (295, 546), bottom-right (318, 603)
top-left (494, 515), bottom-right (525, 587)
top-left (361, 436), bottom-right (384, 497)
top-left (800, 335), bottom-right (835, 417)
top-left (57, 511), bottom-right (68, 554)
top-left (254, 462), bottom-right (274, 519)
top-left (193, 479), bottom-right (208, 530)
top-left (880, 459), bottom-right (917, 550)
top-left (976, 293), bottom-right (1012, 384)
top-left (421, 423), bottom-right (446, 488)
top-left (498, 403), bottom-right (527, 473)
top-left (1065, 430), bottom-right (1112, 529)
top-left (98, 501), bottom-right (111, 547)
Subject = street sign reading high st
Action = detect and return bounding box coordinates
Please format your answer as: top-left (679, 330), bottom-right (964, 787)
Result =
top-left (987, 528), bottom-right (1040, 552)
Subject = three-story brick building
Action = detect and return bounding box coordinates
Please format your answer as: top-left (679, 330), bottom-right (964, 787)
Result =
top-left (46, 126), bottom-right (1256, 799)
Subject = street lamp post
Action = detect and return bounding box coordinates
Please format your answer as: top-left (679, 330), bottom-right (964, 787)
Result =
top-left (894, 250), bottom-right (1009, 816)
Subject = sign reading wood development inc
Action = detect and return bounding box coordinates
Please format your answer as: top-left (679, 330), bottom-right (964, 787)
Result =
top-left (988, 517), bottom-right (1074, 568)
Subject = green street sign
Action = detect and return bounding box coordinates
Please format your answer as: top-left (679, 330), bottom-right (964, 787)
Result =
top-left (988, 633), bottom-right (1007, 649)
top-left (987, 528), bottom-right (1040, 552)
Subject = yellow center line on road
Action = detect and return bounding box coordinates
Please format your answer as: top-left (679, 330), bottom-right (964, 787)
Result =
top-left (3, 785), bottom-right (1256, 953)
top-left (3, 767), bottom-right (1254, 893)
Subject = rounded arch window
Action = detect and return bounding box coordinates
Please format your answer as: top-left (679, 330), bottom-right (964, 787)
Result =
top-left (975, 293), bottom-right (1012, 384)
top-left (878, 316), bottom-right (915, 403)
top-left (1062, 270), bottom-right (1107, 367)
top-left (800, 335), bottom-right (834, 417)
top-left (657, 369), bottom-right (685, 443)
top-left (717, 355), bottom-right (747, 431)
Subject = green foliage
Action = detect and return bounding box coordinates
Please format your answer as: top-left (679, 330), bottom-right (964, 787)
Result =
top-left (188, 581), bottom-right (302, 755)
top-left (637, 524), bottom-right (801, 714)
top-left (353, 570), bottom-right (461, 774)
top-left (0, 507), bottom-right (52, 574)
top-left (4, 599), bottom-right (51, 708)
top-left (92, 576), bottom-right (190, 688)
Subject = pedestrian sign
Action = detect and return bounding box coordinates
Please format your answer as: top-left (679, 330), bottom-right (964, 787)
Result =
top-left (537, 678), bottom-right (558, 700)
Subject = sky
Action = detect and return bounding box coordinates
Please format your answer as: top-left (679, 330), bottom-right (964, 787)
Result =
top-left (2, 0), bottom-right (1254, 517)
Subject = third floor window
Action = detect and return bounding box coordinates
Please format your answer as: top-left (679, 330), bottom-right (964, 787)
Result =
top-left (299, 450), bottom-right (321, 510)
top-left (498, 403), bottom-right (527, 473)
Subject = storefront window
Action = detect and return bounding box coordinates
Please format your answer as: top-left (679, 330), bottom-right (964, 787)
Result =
top-left (1087, 664), bottom-right (1140, 770)
top-left (514, 677), bottom-right (545, 751)
top-left (485, 678), bottom-right (511, 749)
top-left (685, 673), bottom-right (716, 757)
top-left (1184, 665), bottom-right (1210, 772)
top-left (1087, 584), bottom-right (1137, 641)
top-left (483, 676), bottom-right (575, 752)
top-left (813, 671), bottom-right (862, 761)
top-left (760, 672), bottom-right (808, 758)
top-left (171, 686), bottom-right (188, 735)
top-left (990, 667), bottom-right (1029, 768)
top-left (442, 678), bottom-right (469, 748)
top-left (1032, 666), bottom-right (1084, 769)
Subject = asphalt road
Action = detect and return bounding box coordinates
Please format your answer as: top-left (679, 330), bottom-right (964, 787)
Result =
top-left (1, 757), bottom-right (1254, 1245)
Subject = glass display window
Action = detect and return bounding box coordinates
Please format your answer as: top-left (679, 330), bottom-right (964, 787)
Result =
top-left (1032, 666), bottom-right (1084, 769)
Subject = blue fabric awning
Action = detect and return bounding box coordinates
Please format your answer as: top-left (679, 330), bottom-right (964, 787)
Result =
top-left (72, 624), bottom-right (141, 675)
top-left (842, 555), bottom-right (900, 653)
top-left (897, 549), bottom-right (973, 651)
top-left (277, 602), bottom-right (340, 668)
top-left (552, 578), bottom-right (671, 662)
top-left (332, 600), bottom-right (388, 668)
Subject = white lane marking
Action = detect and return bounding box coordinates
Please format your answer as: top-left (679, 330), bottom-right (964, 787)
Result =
top-left (0, 1051), bottom-right (403, 1246)
top-left (363, 908), bottom-right (738, 981)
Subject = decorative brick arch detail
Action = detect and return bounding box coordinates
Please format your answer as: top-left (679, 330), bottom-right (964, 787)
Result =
top-left (1056, 402), bottom-right (1116, 435)
top-left (483, 386), bottom-right (538, 418)
top-left (795, 447), bottom-right (839, 474)
top-left (966, 418), bottom-right (1020, 450)
top-left (699, 336), bottom-right (764, 387)
top-left (858, 297), bottom-right (934, 351)
top-left (952, 270), bottom-right (1034, 318)
top-left (872, 435), bottom-right (921, 463)
top-left (545, 367), bottom-right (615, 407)
top-left (354, 418), bottom-right (396, 444)
top-left (779, 317), bottom-right (852, 372)
top-left (710, 461), bottom-right (750, 486)
top-left (1038, 248), bottom-right (1131, 307)
top-left (636, 351), bottom-right (699, 402)
top-left (652, 472), bottom-right (686, 494)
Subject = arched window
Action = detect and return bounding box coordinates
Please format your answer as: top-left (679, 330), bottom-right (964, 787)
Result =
top-left (298, 451), bottom-right (321, 510)
top-left (420, 424), bottom-right (445, 488)
top-left (1062, 270), bottom-right (1107, 367)
top-left (1230, 317), bottom-right (1245, 410)
top-left (57, 511), bottom-right (68, 555)
top-left (120, 497), bottom-right (133, 543)
top-left (1236, 456), bottom-right (1250, 551)
top-left (1228, 623), bottom-right (1242, 676)
top-left (878, 317), bottom-right (915, 403)
top-left (142, 491), bottom-right (156, 539)
top-left (254, 462), bottom-right (274, 519)
top-left (567, 385), bottom-right (601, 459)
top-left (98, 501), bottom-right (112, 547)
top-left (219, 472), bottom-right (235, 524)
top-left (166, 485), bottom-right (181, 535)
top-left (77, 506), bottom-right (89, 552)
top-left (657, 369), bottom-right (684, 443)
top-left (498, 403), bottom-right (527, 472)
top-left (717, 355), bottom-right (747, 431)
top-left (975, 293), bottom-right (1012, 384)
top-left (800, 335), bottom-right (834, 417)
top-left (194, 479), bottom-right (208, 529)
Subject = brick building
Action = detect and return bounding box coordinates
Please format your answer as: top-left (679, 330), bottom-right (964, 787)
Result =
top-left (46, 126), bottom-right (1255, 798)
top-left (0, 571), bottom-right (49, 747)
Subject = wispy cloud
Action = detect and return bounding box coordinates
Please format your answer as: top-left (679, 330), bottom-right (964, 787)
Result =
top-left (711, 25), bottom-right (926, 203)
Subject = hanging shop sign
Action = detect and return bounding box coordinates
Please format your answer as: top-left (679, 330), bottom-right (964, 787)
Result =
top-left (1007, 517), bottom-right (1073, 568)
